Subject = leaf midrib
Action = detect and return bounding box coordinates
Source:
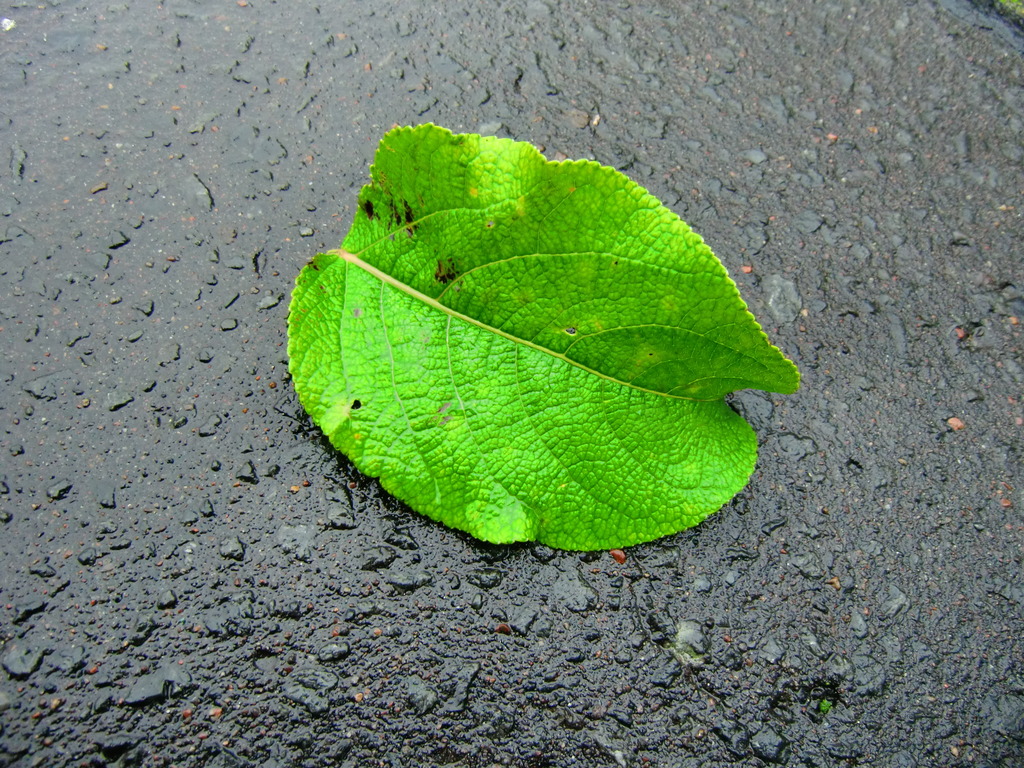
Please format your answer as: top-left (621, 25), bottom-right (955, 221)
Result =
top-left (330, 248), bottom-right (714, 402)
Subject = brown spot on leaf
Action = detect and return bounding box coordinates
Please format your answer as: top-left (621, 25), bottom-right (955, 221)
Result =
top-left (434, 258), bottom-right (458, 285)
top-left (360, 199), bottom-right (376, 220)
top-left (403, 200), bottom-right (417, 237)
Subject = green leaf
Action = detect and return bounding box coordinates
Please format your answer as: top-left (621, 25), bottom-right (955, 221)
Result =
top-left (288, 124), bottom-right (799, 550)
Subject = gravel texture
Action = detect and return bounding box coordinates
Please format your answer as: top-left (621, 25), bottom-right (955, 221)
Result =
top-left (1, 1), bottom-right (1022, 767)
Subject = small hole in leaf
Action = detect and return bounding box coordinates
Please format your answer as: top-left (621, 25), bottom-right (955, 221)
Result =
top-left (351, 399), bottom-right (362, 411)
top-left (565, 327), bottom-right (577, 335)
top-left (353, 307), bottom-right (363, 318)
top-left (485, 221), bottom-right (495, 228)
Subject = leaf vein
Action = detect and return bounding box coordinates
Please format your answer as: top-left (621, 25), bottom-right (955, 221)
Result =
top-left (378, 281), bottom-right (443, 507)
top-left (333, 249), bottom-right (715, 402)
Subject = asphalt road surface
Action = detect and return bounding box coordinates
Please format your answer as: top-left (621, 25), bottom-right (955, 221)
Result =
top-left (1, 1), bottom-right (1021, 766)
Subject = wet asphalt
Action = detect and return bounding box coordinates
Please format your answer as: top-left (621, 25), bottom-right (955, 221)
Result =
top-left (0, 1), bottom-right (1022, 767)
